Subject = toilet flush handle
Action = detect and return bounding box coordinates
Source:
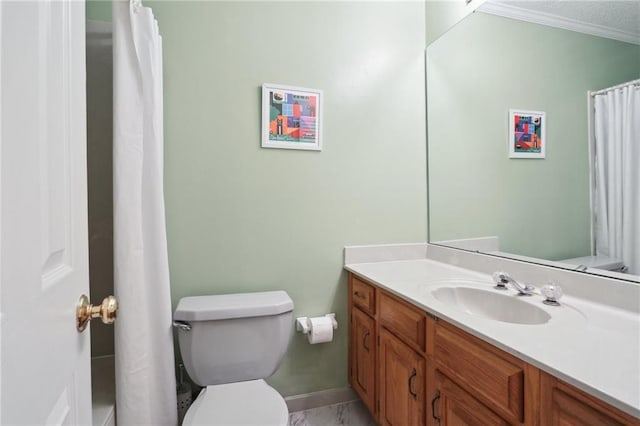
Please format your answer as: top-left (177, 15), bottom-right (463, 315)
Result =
top-left (173, 321), bottom-right (192, 332)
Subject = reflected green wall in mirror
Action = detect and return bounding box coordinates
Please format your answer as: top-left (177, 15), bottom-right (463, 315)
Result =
top-left (427, 12), bottom-right (640, 261)
top-left (425, 0), bottom-right (478, 45)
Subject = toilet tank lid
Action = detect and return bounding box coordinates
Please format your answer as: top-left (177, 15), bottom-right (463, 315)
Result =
top-left (174, 291), bottom-right (294, 321)
top-left (561, 255), bottom-right (624, 270)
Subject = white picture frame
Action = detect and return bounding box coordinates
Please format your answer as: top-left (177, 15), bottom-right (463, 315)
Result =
top-left (508, 109), bottom-right (546, 159)
top-left (261, 83), bottom-right (323, 151)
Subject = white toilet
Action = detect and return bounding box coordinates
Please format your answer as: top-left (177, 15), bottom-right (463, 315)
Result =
top-left (560, 255), bottom-right (626, 272)
top-left (173, 290), bottom-right (294, 426)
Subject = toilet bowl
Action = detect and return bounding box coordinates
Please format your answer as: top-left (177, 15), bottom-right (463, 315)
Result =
top-left (173, 291), bottom-right (294, 426)
top-left (182, 380), bottom-right (288, 426)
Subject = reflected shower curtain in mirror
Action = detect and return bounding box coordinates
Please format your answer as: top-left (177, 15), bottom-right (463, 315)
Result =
top-left (593, 80), bottom-right (640, 276)
top-left (113, 0), bottom-right (178, 424)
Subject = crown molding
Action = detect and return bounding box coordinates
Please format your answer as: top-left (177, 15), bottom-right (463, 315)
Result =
top-left (478, 2), bottom-right (640, 45)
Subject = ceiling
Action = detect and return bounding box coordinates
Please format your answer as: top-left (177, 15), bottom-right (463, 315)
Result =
top-left (479, 0), bottom-right (640, 44)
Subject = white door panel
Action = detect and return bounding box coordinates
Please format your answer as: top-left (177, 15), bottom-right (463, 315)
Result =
top-left (1, 0), bottom-right (92, 424)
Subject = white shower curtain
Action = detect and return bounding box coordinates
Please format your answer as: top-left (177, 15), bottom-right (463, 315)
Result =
top-left (113, 0), bottom-right (178, 425)
top-left (593, 80), bottom-right (640, 275)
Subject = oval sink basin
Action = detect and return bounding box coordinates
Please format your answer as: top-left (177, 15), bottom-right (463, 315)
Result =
top-left (431, 286), bottom-right (551, 325)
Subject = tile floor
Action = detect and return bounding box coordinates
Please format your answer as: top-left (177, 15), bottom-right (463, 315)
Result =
top-left (288, 400), bottom-right (376, 426)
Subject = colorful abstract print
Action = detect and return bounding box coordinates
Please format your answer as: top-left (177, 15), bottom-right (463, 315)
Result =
top-left (513, 114), bottom-right (542, 153)
top-left (268, 91), bottom-right (317, 144)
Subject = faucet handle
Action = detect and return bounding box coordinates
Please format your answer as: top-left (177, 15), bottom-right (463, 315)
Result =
top-left (541, 282), bottom-right (563, 306)
top-left (492, 271), bottom-right (509, 290)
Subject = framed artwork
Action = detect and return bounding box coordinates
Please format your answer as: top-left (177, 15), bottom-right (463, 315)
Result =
top-left (508, 109), bottom-right (545, 159)
top-left (261, 83), bottom-right (323, 151)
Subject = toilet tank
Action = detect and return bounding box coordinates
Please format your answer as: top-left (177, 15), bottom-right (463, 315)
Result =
top-left (174, 291), bottom-right (294, 386)
top-left (561, 255), bottom-right (626, 271)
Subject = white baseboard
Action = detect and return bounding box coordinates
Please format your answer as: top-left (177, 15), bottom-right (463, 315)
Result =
top-left (285, 387), bottom-right (358, 412)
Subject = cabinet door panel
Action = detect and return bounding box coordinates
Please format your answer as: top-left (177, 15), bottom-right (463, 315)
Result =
top-left (350, 307), bottom-right (376, 415)
top-left (541, 373), bottom-right (637, 426)
top-left (435, 372), bottom-right (509, 426)
top-left (434, 322), bottom-right (524, 423)
top-left (379, 328), bottom-right (425, 426)
top-left (351, 275), bottom-right (376, 315)
top-left (380, 291), bottom-right (426, 351)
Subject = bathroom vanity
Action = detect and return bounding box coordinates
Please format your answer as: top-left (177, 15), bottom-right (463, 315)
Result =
top-left (345, 245), bottom-right (639, 425)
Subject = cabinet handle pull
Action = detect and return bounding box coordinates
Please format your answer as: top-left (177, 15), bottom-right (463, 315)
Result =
top-left (363, 331), bottom-right (370, 351)
top-left (408, 368), bottom-right (418, 399)
top-left (431, 390), bottom-right (441, 423)
top-left (354, 291), bottom-right (366, 299)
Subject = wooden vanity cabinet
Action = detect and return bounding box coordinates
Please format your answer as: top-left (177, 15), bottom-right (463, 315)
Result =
top-left (378, 290), bottom-right (427, 426)
top-left (348, 272), bottom-right (638, 426)
top-left (349, 274), bottom-right (428, 424)
top-left (540, 372), bottom-right (638, 426)
top-left (349, 275), bottom-right (377, 416)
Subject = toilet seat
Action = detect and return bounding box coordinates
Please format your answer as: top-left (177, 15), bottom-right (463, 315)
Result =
top-left (182, 379), bottom-right (289, 426)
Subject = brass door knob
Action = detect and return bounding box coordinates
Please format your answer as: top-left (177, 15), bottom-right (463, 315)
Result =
top-left (76, 294), bottom-right (118, 332)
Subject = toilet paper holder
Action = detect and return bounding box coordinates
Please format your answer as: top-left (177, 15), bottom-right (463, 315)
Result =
top-left (296, 313), bottom-right (337, 334)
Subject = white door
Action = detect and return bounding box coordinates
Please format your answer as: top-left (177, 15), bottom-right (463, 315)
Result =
top-left (0, 0), bottom-right (93, 424)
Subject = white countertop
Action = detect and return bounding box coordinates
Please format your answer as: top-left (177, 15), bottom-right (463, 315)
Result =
top-left (345, 258), bottom-right (640, 419)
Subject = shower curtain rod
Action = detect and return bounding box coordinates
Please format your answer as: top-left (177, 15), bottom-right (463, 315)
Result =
top-left (590, 78), bottom-right (640, 96)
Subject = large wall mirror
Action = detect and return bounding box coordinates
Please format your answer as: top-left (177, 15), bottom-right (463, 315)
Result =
top-left (427, 0), bottom-right (640, 282)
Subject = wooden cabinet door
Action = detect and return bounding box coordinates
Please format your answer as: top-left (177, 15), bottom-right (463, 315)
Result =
top-left (433, 321), bottom-right (525, 424)
top-left (434, 371), bottom-right (509, 426)
top-left (350, 307), bottom-right (376, 415)
top-left (541, 372), bottom-right (637, 426)
top-left (379, 328), bottom-right (425, 426)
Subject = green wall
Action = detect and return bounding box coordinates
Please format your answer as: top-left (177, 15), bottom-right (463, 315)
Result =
top-left (425, 0), bottom-right (482, 46)
top-left (427, 12), bottom-right (639, 261)
top-left (88, 1), bottom-right (427, 396)
top-left (87, 0), bottom-right (111, 20)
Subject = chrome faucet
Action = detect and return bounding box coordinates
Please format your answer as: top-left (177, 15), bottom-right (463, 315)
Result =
top-left (492, 272), bottom-right (536, 296)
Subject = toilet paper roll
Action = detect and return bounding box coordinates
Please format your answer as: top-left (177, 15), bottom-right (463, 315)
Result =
top-left (307, 316), bottom-right (334, 344)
